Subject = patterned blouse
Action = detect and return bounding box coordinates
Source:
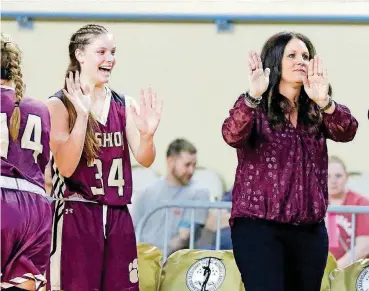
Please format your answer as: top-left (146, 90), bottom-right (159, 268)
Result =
top-left (222, 94), bottom-right (358, 225)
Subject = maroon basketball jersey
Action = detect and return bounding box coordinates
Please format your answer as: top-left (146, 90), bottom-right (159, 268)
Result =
top-left (50, 87), bottom-right (133, 206)
top-left (1, 86), bottom-right (51, 189)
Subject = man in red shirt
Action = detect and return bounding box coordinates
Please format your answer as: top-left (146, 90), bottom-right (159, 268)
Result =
top-left (328, 156), bottom-right (369, 269)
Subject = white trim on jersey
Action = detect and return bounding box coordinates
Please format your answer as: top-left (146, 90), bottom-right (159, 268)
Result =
top-left (1, 272), bottom-right (46, 290)
top-left (49, 200), bottom-right (65, 291)
top-left (0, 176), bottom-right (46, 196)
top-left (103, 205), bottom-right (108, 238)
top-left (0, 85), bottom-right (15, 91)
top-left (52, 162), bottom-right (66, 199)
top-left (91, 86), bottom-right (112, 126)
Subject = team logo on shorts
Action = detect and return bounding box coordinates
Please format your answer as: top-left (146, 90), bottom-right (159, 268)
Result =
top-left (186, 257), bottom-right (226, 291)
top-left (356, 266), bottom-right (369, 291)
top-left (129, 258), bottom-right (139, 283)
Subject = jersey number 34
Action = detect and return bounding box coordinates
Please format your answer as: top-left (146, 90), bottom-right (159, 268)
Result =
top-left (88, 158), bottom-right (125, 196)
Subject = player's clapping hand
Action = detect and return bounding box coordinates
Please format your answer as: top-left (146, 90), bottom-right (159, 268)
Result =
top-left (130, 87), bottom-right (163, 137)
top-left (63, 71), bottom-right (92, 116)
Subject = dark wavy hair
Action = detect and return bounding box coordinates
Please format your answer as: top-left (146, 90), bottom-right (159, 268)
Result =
top-left (259, 31), bottom-right (332, 132)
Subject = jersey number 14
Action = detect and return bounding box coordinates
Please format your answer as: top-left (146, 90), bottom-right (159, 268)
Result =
top-left (1, 113), bottom-right (43, 162)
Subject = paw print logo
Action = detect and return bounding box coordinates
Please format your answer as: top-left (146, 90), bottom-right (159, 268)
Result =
top-left (129, 258), bottom-right (139, 283)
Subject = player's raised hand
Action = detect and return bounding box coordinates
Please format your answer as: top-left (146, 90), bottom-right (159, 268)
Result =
top-left (62, 71), bottom-right (91, 116)
top-left (248, 50), bottom-right (270, 97)
top-left (130, 87), bottom-right (163, 137)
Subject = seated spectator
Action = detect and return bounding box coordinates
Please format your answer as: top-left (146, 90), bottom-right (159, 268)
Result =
top-left (328, 156), bottom-right (369, 269)
top-left (132, 138), bottom-right (210, 255)
top-left (197, 189), bottom-right (233, 250)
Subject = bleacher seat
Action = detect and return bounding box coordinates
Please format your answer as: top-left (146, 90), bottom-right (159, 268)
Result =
top-left (158, 249), bottom-right (243, 291)
top-left (321, 252), bottom-right (338, 291)
top-left (129, 165), bottom-right (160, 215)
top-left (192, 167), bottom-right (227, 202)
top-left (131, 165), bottom-right (161, 194)
top-left (346, 172), bottom-right (369, 199)
top-left (137, 243), bottom-right (163, 291)
top-left (329, 258), bottom-right (369, 290)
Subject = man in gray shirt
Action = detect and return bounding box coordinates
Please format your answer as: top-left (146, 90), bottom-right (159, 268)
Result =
top-left (132, 138), bottom-right (210, 255)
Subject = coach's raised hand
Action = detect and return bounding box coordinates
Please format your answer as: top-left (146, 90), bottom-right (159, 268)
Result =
top-left (62, 71), bottom-right (91, 116)
top-left (302, 56), bottom-right (331, 110)
top-left (248, 50), bottom-right (270, 98)
top-left (131, 87), bottom-right (163, 137)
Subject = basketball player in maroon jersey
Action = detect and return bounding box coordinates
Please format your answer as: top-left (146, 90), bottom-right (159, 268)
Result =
top-left (1, 33), bottom-right (52, 291)
top-left (45, 24), bottom-right (163, 291)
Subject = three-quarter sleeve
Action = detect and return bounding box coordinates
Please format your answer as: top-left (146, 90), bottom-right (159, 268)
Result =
top-left (322, 103), bottom-right (358, 142)
top-left (222, 94), bottom-right (256, 148)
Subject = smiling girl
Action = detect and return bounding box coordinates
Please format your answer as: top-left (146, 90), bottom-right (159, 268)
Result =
top-left (46, 24), bottom-right (163, 291)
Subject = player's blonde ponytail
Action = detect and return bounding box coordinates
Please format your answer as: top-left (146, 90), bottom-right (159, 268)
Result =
top-left (1, 33), bottom-right (24, 141)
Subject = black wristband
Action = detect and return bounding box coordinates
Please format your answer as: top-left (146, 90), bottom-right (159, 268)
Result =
top-left (244, 92), bottom-right (261, 108)
top-left (247, 92), bottom-right (262, 101)
top-left (320, 95), bottom-right (333, 111)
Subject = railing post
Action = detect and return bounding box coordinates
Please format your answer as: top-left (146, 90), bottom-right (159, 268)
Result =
top-left (350, 214), bottom-right (357, 263)
top-left (189, 208), bottom-right (195, 250)
top-left (215, 209), bottom-right (221, 251)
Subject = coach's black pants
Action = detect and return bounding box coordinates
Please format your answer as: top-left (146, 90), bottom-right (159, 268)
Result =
top-left (231, 217), bottom-right (329, 291)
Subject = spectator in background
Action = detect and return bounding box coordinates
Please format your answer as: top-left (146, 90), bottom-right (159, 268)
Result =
top-left (328, 156), bottom-right (369, 269)
top-left (197, 189), bottom-right (233, 250)
top-left (132, 138), bottom-right (210, 255)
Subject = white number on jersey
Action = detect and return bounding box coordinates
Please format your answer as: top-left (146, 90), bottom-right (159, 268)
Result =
top-left (0, 113), bottom-right (10, 158)
top-left (108, 158), bottom-right (124, 196)
top-left (88, 159), bottom-right (104, 195)
top-left (88, 158), bottom-right (125, 196)
top-left (0, 113), bottom-right (43, 162)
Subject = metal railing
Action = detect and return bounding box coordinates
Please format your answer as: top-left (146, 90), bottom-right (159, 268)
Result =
top-left (135, 201), bottom-right (369, 262)
top-left (2, 11), bottom-right (369, 31)
top-left (2, 12), bottom-right (369, 22)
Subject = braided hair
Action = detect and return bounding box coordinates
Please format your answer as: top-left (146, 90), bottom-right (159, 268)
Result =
top-left (64, 24), bottom-right (109, 164)
top-left (1, 33), bottom-right (24, 141)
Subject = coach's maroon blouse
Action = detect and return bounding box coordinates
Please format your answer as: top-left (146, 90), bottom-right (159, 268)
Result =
top-left (222, 94), bottom-right (358, 225)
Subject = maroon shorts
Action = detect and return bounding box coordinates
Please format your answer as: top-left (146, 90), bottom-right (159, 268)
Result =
top-left (1, 188), bottom-right (52, 290)
top-left (47, 200), bottom-right (139, 291)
